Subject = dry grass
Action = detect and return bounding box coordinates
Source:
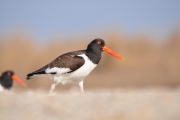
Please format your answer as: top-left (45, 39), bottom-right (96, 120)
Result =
top-left (0, 29), bottom-right (180, 91)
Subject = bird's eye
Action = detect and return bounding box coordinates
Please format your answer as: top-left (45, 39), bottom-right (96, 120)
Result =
top-left (7, 72), bottom-right (11, 76)
top-left (97, 41), bottom-right (101, 45)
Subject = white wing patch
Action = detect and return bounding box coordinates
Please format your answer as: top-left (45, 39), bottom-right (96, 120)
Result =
top-left (45, 67), bottom-right (71, 75)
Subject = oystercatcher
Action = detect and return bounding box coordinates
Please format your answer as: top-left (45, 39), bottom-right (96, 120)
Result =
top-left (0, 71), bottom-right (27, 91)
top-left (27, 38), bottom-right (124, 93)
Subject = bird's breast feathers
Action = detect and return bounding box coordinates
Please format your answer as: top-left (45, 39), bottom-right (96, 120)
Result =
top-left (69, 54), bottom-right (97, 77)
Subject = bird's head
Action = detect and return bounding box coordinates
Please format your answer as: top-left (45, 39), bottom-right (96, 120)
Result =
top-left (2, 71), bottom-right (27, 87)
top-left (87, 38), bottom-right (124, 60)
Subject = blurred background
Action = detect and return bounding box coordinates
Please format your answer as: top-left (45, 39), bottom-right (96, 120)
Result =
top-left (0, 0), bottom-right (179, 91)
top-left (0, 1), bottom-right (180, 119)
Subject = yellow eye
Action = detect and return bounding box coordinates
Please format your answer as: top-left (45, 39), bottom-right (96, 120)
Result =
top-left (97, 41), bottom-right (101, 44)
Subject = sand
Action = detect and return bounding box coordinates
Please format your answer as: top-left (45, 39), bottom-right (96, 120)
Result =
top-left (0, 88), bottom-right (180, 120)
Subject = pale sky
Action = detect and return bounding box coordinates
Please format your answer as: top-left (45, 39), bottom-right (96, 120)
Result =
top-left (0, 0), bottom-right (180, 42)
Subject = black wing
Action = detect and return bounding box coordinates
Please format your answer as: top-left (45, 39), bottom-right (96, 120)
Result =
top-left (27, 50), bottom-right (85, 80)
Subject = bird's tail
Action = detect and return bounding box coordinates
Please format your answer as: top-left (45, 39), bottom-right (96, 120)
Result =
top-left (26, 64), bottom-right (48, 80)
top-left (26, 71), bottom-right (46, 80)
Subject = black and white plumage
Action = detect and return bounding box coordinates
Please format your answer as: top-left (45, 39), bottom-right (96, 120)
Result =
top-left (27, 38), bottom-right (124, 93)
top-left (0, 71), bottom-right (27, 91)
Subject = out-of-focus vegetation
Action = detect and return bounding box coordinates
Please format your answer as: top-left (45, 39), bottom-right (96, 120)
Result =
top-left (0, 29), bottom-right (180, 92)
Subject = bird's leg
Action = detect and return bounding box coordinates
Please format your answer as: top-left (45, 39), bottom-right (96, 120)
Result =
top-left (49, 83), bottom-right (56, 94)
top-left (78, 80), bottom-right (84, 93)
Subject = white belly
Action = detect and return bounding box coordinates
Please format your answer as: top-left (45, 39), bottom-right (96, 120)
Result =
top-left (54, 54), bottom-right (97, 84)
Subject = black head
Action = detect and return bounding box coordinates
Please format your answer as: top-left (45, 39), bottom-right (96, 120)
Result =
top-left (86, 38), bottom-right (106, 54)
top-left (0, 70), bottom-right (27, 88)
top-left (85, 38), bottom-right (106, 64)
top-left (1, 71), bottom-right (14, 77)
top-left (86, 38), bottom-right (124, 63)
top-left (0, 71), bottom-right (15, 89)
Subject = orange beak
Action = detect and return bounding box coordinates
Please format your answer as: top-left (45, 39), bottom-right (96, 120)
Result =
top-left (102, 46), bottom-right (124, 60)
top-left (12, 75), bottom-right (27, 87)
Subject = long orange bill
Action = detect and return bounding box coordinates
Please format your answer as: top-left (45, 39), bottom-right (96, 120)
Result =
top-left (12, 75), bottom-right (27, 87)
top-left (103, 46), bottom-right (124, 60)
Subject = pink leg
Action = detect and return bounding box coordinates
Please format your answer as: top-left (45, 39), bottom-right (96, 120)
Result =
top-left (79, 81), bottom-right (84, 93)
top-left (49, 83), bottom-right (56, 94)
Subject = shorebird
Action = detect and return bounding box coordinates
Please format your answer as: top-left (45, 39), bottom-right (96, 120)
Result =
top-left (0, 71), bottom-right (27, 91)
top-left (27, 38), bottom-right (124, 94)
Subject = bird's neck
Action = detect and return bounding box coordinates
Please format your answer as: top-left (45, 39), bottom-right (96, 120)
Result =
top-left (85, 49), bottom-right (102, 64)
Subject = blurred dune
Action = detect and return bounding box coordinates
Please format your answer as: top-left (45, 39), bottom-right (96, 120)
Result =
top-left (0, 29), bottom-right (180, 92)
